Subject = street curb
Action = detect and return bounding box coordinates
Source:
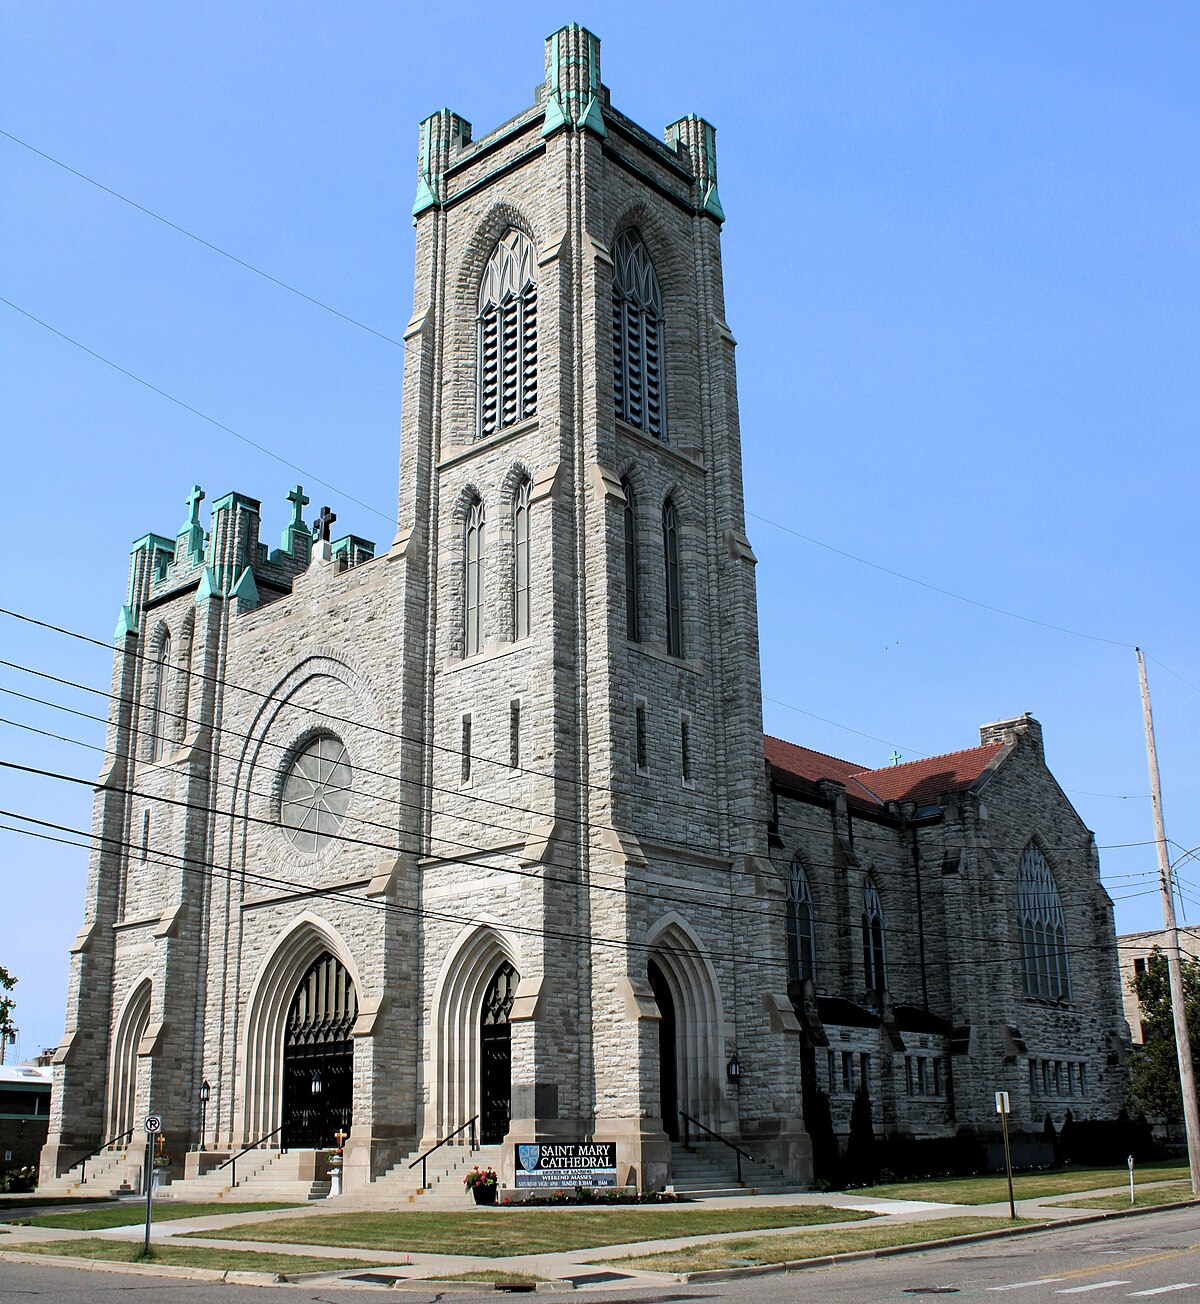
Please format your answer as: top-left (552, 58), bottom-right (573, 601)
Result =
top-left (0, 1249), bottom-right (284, 1285)
top-left (669, 1199), bottom-right (1200, 1282)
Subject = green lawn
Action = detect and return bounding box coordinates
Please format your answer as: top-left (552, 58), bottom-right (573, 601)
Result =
top-left (1056, 1182), bottom-right (1197, 1211)
top-left (434, 1270), bottom-right (547, 1284)
top-left (857, 1160), bottom-right (1191, 1206)
top-left (610, 1215), bottom-right (1032, 1274)
top-left (11, 1237), bottom-right (380, 1277)
top-left (182, 1204), bottom-right (876, 1257)
top-left (14, 1201), bottom-right (299, 1231)
top-left (0, 1197), bottom-right (114, 1213)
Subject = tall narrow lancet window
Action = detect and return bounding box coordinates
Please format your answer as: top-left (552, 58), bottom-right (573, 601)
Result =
top-left (478, 230), bottom-right (538, 438)
top-left (513, 478), bottom-right (531, 640)
top-left (861, 877), bottom-right (887, 994)
top-left (150, 633), bottom-right (171, 761)
top-left (622, 479), bottom-right (639, 642)
top-left (1017, 844), bottom-right (1071, 1000)
top-left (612, 229), bottom-right (665, 438)
top-left (662, 499), bottom-right (682, 658)
top-left (786, 857), bottom-right (816, 985)
top-left (465, 499), bottom-right (485, 657)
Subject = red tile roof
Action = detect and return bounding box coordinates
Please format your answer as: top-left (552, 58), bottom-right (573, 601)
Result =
top-left (765, 734), bottom-right (1006, 809)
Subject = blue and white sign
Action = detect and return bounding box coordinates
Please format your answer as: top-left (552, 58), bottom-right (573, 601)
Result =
top-left (513, 1142), bottom-right (617, 1188)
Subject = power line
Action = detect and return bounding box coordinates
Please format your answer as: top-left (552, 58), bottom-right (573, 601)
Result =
top-left (0, 128), bottom-right (405, 348)
top-left (0, 297), bottom-right (398, 532)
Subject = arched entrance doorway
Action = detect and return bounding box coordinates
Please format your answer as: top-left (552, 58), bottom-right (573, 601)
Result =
top-left (648, 961), bottom-right (679, 1139)
top-left (281, 951), bottom-right (356, 1148)
top-left (480, 961), bottom-right (517, 1144)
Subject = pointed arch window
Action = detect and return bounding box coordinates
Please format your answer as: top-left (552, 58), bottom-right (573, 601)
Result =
top-left (662, 499), bottom-right (682, 658)
top-left (150, 633), bottom-right (171, 760)
top-left (513, 478), bottom-right (531, 641)
top-left (1017, 844), bottom-right (1071, 1000)
top-left (861, 877), bottom-right (887, 994)
top-left (786, 857), bottom-right (816, 985)
top-left (478, 230), bottom-right (538, 438)
top-left (465, 498), bottom-right (485, 657)
top-left (612, 229), bottom-right (665, 438)
top-left (622, 478), bottom-right (639, 642)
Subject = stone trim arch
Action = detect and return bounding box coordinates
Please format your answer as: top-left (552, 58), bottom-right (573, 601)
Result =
top-left (427, 920), bottom-right (522, 1142)
top-left (646, 913), bottom-right (725, 1130)
top-left (240, 914), bottom-right (363, 1143)
top-left (107, 975), bottom-right (152, 1139)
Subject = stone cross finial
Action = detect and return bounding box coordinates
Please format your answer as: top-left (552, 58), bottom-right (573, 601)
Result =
top-left (181, 485), bottom-right (204, 532)
top-left (889, 751), bottom-right (902, 767)
top-left (287, 485), bottom-right (310, 528)
top-left (315, 505), bottom-right (337, 543)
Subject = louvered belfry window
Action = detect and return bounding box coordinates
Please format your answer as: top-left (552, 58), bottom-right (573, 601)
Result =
top-left (612, 229), bottom-right (664, 439)
top-left (478, 230), bottom-right (538, 438)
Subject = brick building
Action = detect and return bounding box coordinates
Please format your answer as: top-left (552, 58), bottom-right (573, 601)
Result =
top-left (40, 25), bottom-right (1129, 1197)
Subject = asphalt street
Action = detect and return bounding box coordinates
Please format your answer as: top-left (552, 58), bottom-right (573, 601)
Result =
top-left (0, 1207), bottom-right (1197, 1302)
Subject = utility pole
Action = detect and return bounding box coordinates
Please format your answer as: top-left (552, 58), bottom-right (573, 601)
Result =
top-left (1136, 648), bottom-right (1200, 1195)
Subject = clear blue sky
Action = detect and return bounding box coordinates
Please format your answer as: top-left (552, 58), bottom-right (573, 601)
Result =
top-left (2, 2), bottom-right (1197, 1059)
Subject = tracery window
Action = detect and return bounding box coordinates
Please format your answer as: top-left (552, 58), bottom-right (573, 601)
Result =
top-left (785, 857), bottom-right (816, 985)
top-left (861, 876), bottom-right (887, 994)
top-left (612, 230), bottom-right (664, 438)
top-left (513, 478), bottom-right (531, 641)
top-left (662, 499), bottom-right (682, 657)
top-left (622, 478), bottom-right (639, 642)
top-left (1017, 844), bottom-right (1071, 1000)
top-left (150, 633), bottom-right (171, 761)
top-left (478, 230), bottom-right (538, 438)
top-left (464, 498), bottom-right (485, 657)
top-left (281, 735), bottom-right (352, 854)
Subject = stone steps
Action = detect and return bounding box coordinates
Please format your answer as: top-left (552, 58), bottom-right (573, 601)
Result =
top-left (161, 1149), bottom-right (329, 1202)
top-left (670, 1141), bottom-right (796, 1197)
top-left (363, 1143), bottom-right (502, 1206)
top-left (40, 1148), bottom-right (134, 1197)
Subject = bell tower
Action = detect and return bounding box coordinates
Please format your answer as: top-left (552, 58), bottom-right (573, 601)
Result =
top-left (392, 24), bottom-right (809, 1187)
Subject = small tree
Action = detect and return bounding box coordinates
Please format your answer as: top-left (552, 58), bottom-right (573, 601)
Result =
top-left (805, 1086), bottom-right (839, 1185)
top-left (0, 966), bottom-right (16, 1050)
top-left (1042, 1112), bottom-right (1061, 1165)
top-left (845, 1081), bottom-right (878, 1186)
top-left (1126, 948), bottom-right (1200, 1123)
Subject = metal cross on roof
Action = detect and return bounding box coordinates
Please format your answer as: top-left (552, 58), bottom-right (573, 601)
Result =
top-left (889, 751), bottom-right (902, 766)
top-left (184, 484), bottom-right (204, 528)
top-left (315, 505), bottom-right (337, 542)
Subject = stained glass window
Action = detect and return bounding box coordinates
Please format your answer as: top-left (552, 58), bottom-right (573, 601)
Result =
top-left (281, 736), bottom-right (352, 853)
top-left (1017, 844), bottom-right (1071, 999)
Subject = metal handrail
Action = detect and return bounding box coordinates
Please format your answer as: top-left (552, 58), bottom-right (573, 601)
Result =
top-left (77, 1128), bottom-right (135, 1185)
top-left (218, 1124), bottom-right (286, 1188)
top-left (408, 1115), bottom-right (478, 1191)
top-left (679, 1111), bottom-right (757, 1186)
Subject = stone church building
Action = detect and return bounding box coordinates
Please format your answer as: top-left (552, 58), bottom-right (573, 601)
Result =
top-left (41, 26), bottom-right (1130, 1196)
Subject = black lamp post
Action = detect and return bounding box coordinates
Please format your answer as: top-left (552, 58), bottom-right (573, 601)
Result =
top-left (199, 1079), bottom-right (210, 1152)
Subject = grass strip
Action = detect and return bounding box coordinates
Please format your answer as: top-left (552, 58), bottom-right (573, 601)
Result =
top-left (12, 1237), bottom-right (379, 1276)
top-left (13, 1200), bottom-right (300, 1230)
top-left (182, 1204), bottom-right (875, 1257)
top-left (1055, 1183), bottom-right (1197, 1211)
top-left (610, 1214), bottom-right (1031, 1273)
top-left (0, 1197), bottom-right (114, 1212)
top-left (858, 1160), bottom-right (1191, 1205)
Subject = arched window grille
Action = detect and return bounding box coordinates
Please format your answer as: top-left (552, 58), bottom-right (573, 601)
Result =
top-left (464, 499), bottom-right (485, 657)
top-left (150, 633), bottom-right (171, 761)
top-left (612, 229), bottom-right (664, 438)
top-left (662, 499), bottom-right (682, 658)
top-left (1017, 844), bottom-right (1071, 1000)
top-left (622, 479), bottom-right (639, 642)
top-left (478, 230), bottom-right (538, 438)
top-left (786, 857), bottom-right (816, 985)
top-left (512, 478), bottom-right (531, 641)
top-left (861, 877), bottom-right (887, 994)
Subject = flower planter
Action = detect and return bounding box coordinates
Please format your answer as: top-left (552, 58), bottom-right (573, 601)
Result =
top-left (471, 1184), bottom-right (497, 1205)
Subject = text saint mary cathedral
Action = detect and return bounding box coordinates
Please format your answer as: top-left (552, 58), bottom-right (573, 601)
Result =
top-left (41, 26), bottom-right (1129, 1198)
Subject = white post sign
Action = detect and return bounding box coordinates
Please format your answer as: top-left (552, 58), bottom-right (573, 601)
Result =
top-left (995, 1091), bottom-right (1010, 1115)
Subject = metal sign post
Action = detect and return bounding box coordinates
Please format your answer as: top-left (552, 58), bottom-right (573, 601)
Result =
top-left (1128, 1154), bottom-right (1135, 1206)
top-left (143, 1114), bottom-right (162, 1256)
top-left (995, 1092), bottom-right (1015, 1220)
